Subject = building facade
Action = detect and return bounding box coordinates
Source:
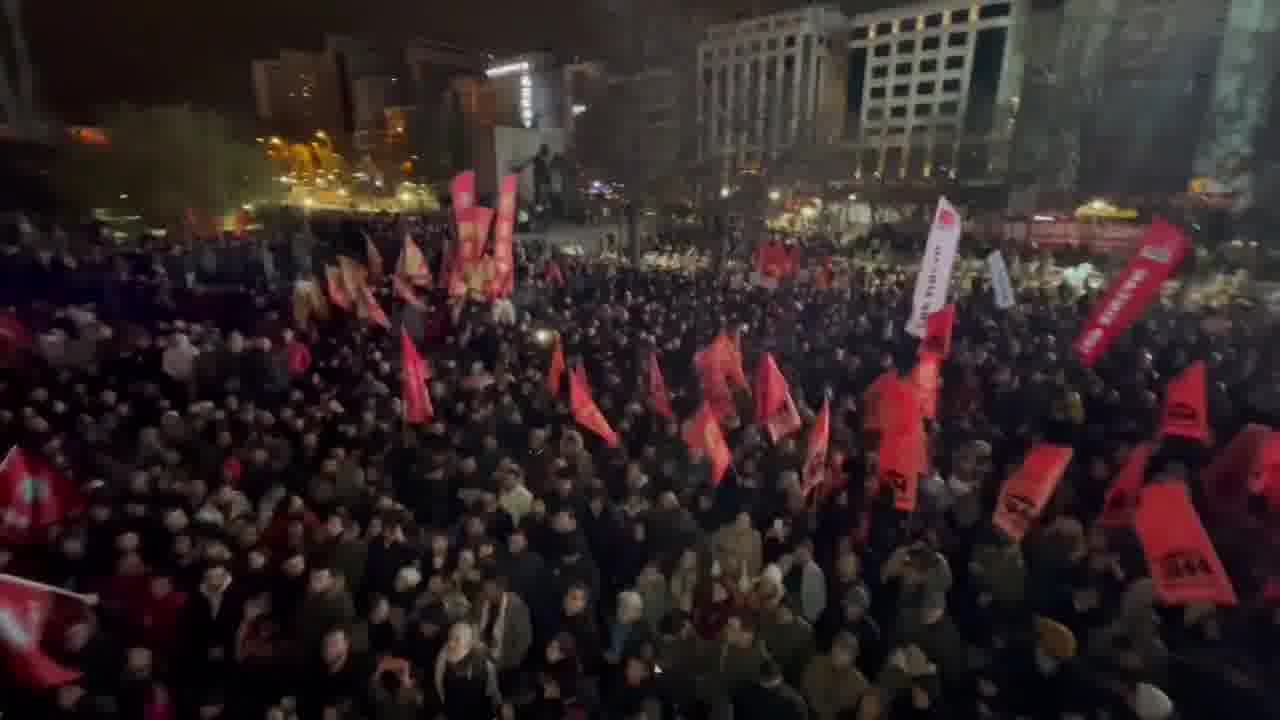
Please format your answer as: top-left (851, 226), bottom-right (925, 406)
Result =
top-left (250, 50), bottom-right (346, 143)
top-left (696, 5), bottom-right (850, 180)
top-left (486, 53), bottom-right (566, 131)
top-left (844, 0), bottom-right (1026, 184)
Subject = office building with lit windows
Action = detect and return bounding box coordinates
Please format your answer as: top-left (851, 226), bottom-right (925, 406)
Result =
top-left (695, 5), bottom-right (851, 181)
top-left (485, 53), bottom-right (567, 131)
top-left (845, 0), bottom-right (1025, 183)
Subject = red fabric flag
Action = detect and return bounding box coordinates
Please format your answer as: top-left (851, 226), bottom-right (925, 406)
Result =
top-left (912, 352), bottom-right (942, 421)
top-left (1136, 482), bottom-right (1238, 606)
top-left (0, 576), bottom-right (83, 689)
top-left (548, 339), bottom-right (566, 397)
top-left (396, 235), bottom-right (433, 287)
top-left (1074, 219), bottom-right (1190, 366)
top-left (695, 333), bottom-right (749, 393)
top-left (878, 417), bottom-right (926, 512)
top-left (1098, 442), bottom-right (1155, 528)
top-left (286, 340), bottom-right (312, 377)
top-left (862, 370), bottom-right (895, 432)
top-left (1160, 361), bottom-right (1211, 444)
top-left (684, 403), bottom-right (732, 486)
top-left (648, 352), bottom-right (675, 421)
top-left (365, 235), bottom-right (385, 281)
top-left (325, 265), bottom-right (351, 310)
top-left (471, 206), bottom-right (495, 261)
top-left (400, 330), bottom-right (433, 424)
top-left (392, 275), bottom-right (426, 309)
top-left (754, 353), bottom-right (802, 442)
top-left (489, 174), bottom-right (518, 299)
top-left (569, 366), bottom-right (620, 447)
top-left (1248, 431), bottom-right (1280, 510)
top-left (0, 448), bottom-right (85, 545)
top-left (921, 304), bottom-right (956, 358)
top-left (451, 170), bottom-right (476, 217)
top-left (1201, 424), bottom-right (1270, 518)
top-left (880, 374), bottom-right (922, 438)
top-left (992, 444), bottom-right (1074, 542)
top-left (802, 398), bottom-right (832, 495)
top-left (362, 287), bottom-right (390, 330)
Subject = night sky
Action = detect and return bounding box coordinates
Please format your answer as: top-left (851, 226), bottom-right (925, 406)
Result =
top-left (25, 0), bottom-right (819, 122)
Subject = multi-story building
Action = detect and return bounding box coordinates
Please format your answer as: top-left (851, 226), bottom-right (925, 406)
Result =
top-left (696, 5), bottom-right (851, 180)
top-left (844, 0), bottom-right (1026, 184)
top-left (250, 50), bottom-right (346, 143)
top-left (485, 53), bottom-right (566, 131)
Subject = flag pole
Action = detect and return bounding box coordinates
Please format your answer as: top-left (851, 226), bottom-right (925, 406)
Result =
top-left (0, 573), bottom-right (98, 606)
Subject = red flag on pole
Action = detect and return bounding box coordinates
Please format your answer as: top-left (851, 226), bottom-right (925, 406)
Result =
top-left (1, 448), bottom-right (84, 545)
top-left (1136, 482), bottom-right (1238, 606)
top-left (396, 235), bottom-right (433, 287)
top-left (1074, 219), bottom-right (1190, 366)
top-left (489, 174), bottom-right (519, 299)
top-left (648, 352), bottom-right (675, 421)
top-left (1098, 442), bottom-right (1155, 528)
top-left (1200, 424), bottom-right (1269, 518)
top-left (754, 353), bottom-right (802, 443)
top-left (992, 444), bottom-right (1074, 542)
top-left (569, 366), bottom-right (620, 447)
top-left (912, 352), bottom-right (942, 421)
top-left (684, 403), bottom-right (732, 486)
top-left (921, 304), bottom-right (956, 358)
top-left (451, 170), bottom-right (476, 217)
top-left (802, 398), bottom-right (831, 495)
top-left (1160, 361), bottom-right (1211, 444)
top-left (548, 339), bottom-right (566, 397)
top-left (400, 330), bottom-right (433, 424)
top-left (0, 575), bottom-right (83, 689)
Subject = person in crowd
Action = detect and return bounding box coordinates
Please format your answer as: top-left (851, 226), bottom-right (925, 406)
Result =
top-left (3, 216), bottom-right (1277, 720)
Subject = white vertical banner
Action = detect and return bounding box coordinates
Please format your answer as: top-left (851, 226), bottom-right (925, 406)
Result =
top-left (987, 250), bottom-right (1016, 309)
top-left (906, 196), bottom-right (963, 337)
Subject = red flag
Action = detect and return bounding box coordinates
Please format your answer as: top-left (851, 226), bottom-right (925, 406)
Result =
top-left (1098, 442), bottom-right (1155, 528)
top-left (400, 330), bottom-right (433, 424)
top-left (1160, 361), bottom-right (1211, 444)
top-left (880, 374), bottom-right (922, 438)
top-left (366, 235), bottom-right (385, 281)
top-left (878, 414), bottom-right (926, 512)
top-left (921, 304), bottom-right (955, 358)
top-left (1, 448), bottom-right (84, 544)
top-left (1201, 424), bottom-right (1270, 518)
top-left (695, 333), bottom-right (749, 393)
top-left (862, 370), bottom-right (895, 432)
top-left (1074, 219), bottom-right (1190, 366)
top-left (489, 174), bottom-right (518, 299)
top-left (362, 287), bottom-right (390, 330)
top-left (569, 366), bottom-right (619, 447)
top-left (325, 265), bottom-right (351, 310)
top-left (684, 403), bottom-right (732, 486)
top-left (802, 398), bottom-right (831, 495)
top-left (754, 353), bottom-right (802, 442)
top-left (1136, 482), bottom-right (1238, 606)
top-left (648, 352), bottom-right (675, 421)
top-left (471, 206), bottom-right (495, 261)
top-left (912, 352), bottom-right (942, 421)
top-left (992, 444), bottom-right (1074, 541)
top-left (1248, 432), bottom-right (1280, 511)
top-left (0, 576), bottom-right (82, 689)
top-left (396, 235), bottom-right (433, 287)
top-left (548, 339), bottom-right (566, 397)
top-left (451, 170), bottom-right (476, 217)
top-left (392, 275), bottom-right (426, 309)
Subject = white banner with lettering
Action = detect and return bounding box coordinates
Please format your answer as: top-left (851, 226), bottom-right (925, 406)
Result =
top-left (987, 250), bottom-right (1016, 309)
top-left (907, 197), bottom-right (963, 336)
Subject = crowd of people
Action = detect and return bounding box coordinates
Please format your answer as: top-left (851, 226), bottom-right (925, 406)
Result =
top-left (1, 213), bottom-right (1278, 720)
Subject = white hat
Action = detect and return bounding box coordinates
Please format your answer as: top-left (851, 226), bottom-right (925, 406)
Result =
top-left (1133, 683), bottom-right (1173, 720)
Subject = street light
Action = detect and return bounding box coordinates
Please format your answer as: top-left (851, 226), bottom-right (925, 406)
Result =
top-left (720, 186), bottom-right (732, 199)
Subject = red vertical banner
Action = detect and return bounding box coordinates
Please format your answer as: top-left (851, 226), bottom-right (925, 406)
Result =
top-left (1074, 219), bottom-right (1190, 366)
top-left (1135, 482), bottom-right (1238, 606)
top-left (400, 329), bottom-right (433, 424)
top-left (450, 170), bottom-right (476, 217)
top-left (1098, 442), bottom-right (1154, 528)
top-left (490, 174), bottom-right (518, 298)
top-left (802, 398), bottom-right (832, 495)
top-left (1159, 361), bottom-right (1211, 444)
top-left (921, 304), bottom-right (956, 358)
top-left (877, 407), bottom-right (926, 512)
top-left (992, 444), bottom-right (1074, 541)
top-left (912, 352), bottom-right (942, 421)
